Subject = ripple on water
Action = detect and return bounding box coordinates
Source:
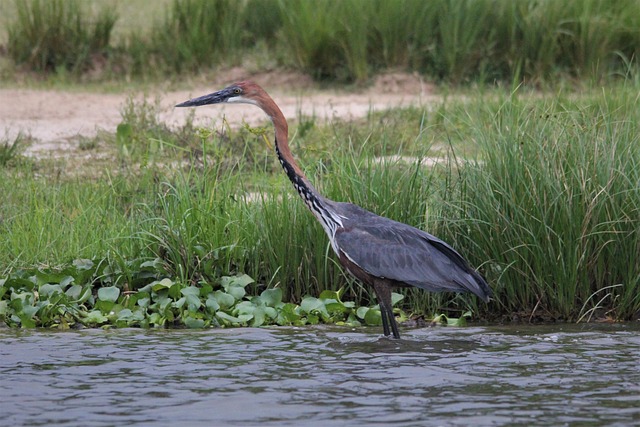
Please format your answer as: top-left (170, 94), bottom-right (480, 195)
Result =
top-left (1, 323), bottom-right (639, 426)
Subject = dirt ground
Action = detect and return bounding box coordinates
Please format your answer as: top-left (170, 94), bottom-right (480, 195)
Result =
top-left (0, 71), bottom-right (437, 158)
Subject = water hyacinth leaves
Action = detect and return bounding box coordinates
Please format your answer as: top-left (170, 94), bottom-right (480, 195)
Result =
top-left (97, 286), bottom-right (120, 302)
top-left (0, 257), bottom-right (473, 331)
top-left (355, 292), bottom-right (406, 327)
top-left (1, 265), bottom-right (95, 328)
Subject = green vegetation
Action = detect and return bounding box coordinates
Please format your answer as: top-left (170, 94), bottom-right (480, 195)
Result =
top-left (440, 87), bottom-right (640, 322)
top-left (2, 80), bottom-right (640, 328)
top-left (1, 0), bottom-right (639, 329)
top-left (1, 255), bottom-right (471, 329)
top-left (0, 133), bottom-right (25, 166)
top-left (0, 263), bottom-right (406, 329)
top-left (6, 0), bottom-right (117, 74)
top-left (2, 0), bottom-right (639, 84)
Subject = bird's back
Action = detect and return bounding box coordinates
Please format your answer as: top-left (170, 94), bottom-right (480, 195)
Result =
top-left (327, 200), bottom-right (491, 301)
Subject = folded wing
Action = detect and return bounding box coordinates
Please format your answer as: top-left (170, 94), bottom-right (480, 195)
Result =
top-left (333, 207), bottom-right (491, 301)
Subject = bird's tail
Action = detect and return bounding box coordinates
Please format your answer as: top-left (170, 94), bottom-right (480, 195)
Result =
top-left (467, 269), bottom-right (492, 302)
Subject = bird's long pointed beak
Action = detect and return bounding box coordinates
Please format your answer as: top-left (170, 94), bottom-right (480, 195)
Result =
top-left (175, 88), bottom-right (233, 108)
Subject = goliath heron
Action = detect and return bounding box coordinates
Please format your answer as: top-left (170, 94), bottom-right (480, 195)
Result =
top-left (176, 81), bottom-right (491, 338)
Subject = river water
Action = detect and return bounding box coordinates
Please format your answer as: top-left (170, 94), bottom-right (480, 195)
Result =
top-left (1, 323), bottom-right (639, 427)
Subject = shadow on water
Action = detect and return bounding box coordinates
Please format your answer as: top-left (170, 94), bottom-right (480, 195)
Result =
top-left (1, 323), bottom-right (639, 426)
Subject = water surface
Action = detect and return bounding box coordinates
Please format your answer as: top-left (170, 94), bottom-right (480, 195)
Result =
top-left (1, 323), bottom-right (639, 426)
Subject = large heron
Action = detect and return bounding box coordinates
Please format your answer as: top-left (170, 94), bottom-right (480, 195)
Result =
top-left (177, 81), bottom-right (491, 338)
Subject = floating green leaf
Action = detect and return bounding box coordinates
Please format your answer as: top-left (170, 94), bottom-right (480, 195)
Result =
top-left (98, 286), bottom-right (120, 302)
top-left (85, 310), bottom-right (108, 324)
top-left (4, 277), bottom-right (35, 291)
top-left (363, 307), bottom-right (382, 326)
top-left (183, 316), bottom-right (205, 329)
top-left (251, 307), bottom-right (266, 327)
top-left (39, 284), bottom-right (63, 297)
top-left (213, 290), bottom-right (235, 309)
top-left (318, 289), bottom-right (341, 300)
top-left (257, 288), bottom-right (282, 307)
top-left (325, 300), bottom-right (347, 314)
top-left (18, 313), bottom-right (36, 328)
top-left (141, 278), bottom-right (173, 293)
top-left (168, 283), bottom-right (182, 299)
top-left (300, 297), bottom-right (325, 314)
top-left (227, 285), bottom-right (245, 301)
top-left (221, 274), bottom-right (252, 300)
top-left (135, 293), bottom-right (151, 308)
top-left (65, 284), bottom-right (83, 300)
top-left (216, 311), bottom-right (242, 325)
top-left (221, 274), bottom-right (254, 289)
top-left (234, 301), bottom-right (255, 316)
top-left (205, 294), bottom-right (220, 312)
top-left (181, 286), bottom-right (202, 311)
top-left (391, 292), bottom-right (404, 306)
top-left (356, 306), bottom-right (369, 319)
top-left (277, 303), bottom-right (302, 325)
top-left (59, 276), bottom-right (74, 288)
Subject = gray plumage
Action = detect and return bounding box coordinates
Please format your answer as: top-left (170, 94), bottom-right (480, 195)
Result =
top-left (329, 200), bottom-right (491, 300)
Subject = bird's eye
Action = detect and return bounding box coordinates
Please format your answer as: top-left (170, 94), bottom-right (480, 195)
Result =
top-left (233, 88), bottom-right (241, 95)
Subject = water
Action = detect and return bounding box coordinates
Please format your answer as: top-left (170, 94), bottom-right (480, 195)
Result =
top-left (1, 323), bottom-right (639, 427)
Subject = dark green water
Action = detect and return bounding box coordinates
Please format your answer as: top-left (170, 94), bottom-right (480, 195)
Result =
top-left (1, 323), bottom-right (639, 426)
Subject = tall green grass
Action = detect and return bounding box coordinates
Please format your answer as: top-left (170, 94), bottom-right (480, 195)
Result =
top-left (6, 0), bottom-right (116, 74)
top-left (149, 0), bottom-right (245, 73)
top-left (0, 172), bottom-right (149, 267)
top-left (0, 133), bottom-right (25, 167)
top-left (440, 88), bottom-right (640, 320)
top-left (3, 0), bottom-right (639, 83)
top-left (276, 0), bottom-right (347, 80)
top-left (2, 84), bottom-right (639, 320)
top-left (491, 0), bottom-right (640, 83)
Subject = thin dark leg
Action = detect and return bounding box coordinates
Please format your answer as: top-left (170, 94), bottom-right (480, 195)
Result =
top-left (380, 306), bottom-right (391, 336)
top-left (373, 281), bottom-right (400, 339)
top-left (387, 304), bottom-right (400, 339)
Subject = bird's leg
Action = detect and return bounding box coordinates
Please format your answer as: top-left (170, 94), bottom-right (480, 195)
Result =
top-left (387, 305), bottom-right (400, 339)
top-left (380, 305), bottom-right (391, 337)
top-left (373, 281), bottom-right (400, 339)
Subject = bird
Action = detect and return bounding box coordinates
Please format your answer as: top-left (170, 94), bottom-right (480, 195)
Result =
top-left (176, 81), bottom-right (491, 339)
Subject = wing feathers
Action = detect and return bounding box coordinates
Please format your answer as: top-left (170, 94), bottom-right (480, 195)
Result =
top-left (333, 215), bottom-right (491, 301)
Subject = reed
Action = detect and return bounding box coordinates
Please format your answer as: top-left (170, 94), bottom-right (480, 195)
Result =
top-left (6, 0), bottom-right (116, 73)
top-left (440, 87), bottom-right (640, 320)
top-left (4, 0), bottom-right (640, 83)
top-left (148, 0), bottom-right (245, 73)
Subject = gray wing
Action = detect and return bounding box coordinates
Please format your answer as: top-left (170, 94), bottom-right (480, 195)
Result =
top-left (332, 204), bottom-right (491, 301)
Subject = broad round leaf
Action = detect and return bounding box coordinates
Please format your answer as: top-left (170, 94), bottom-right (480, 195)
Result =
top-left (184, 317), bottom-right (205, 329)
top-left (206, 295), bottom-right (220, 312)
top-left (364, 307), bottom-right (382, 326)
top-left (39, 284), bottom-right (63, 297)
top-left (213, 291), bottom-right (235, 309)
top-left (98, 286), bottom-right (120, 303)
top-left (300, 297), bottom-right (324, 313)
top-left (259, 288), bottom-right (282, 307)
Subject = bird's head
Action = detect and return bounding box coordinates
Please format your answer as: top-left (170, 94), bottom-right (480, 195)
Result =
top-left (176, 81), bottom-right (265, 109)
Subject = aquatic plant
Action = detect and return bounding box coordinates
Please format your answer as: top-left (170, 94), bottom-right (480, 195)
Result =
top-left (0, 258), bottom-right (411, 329)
